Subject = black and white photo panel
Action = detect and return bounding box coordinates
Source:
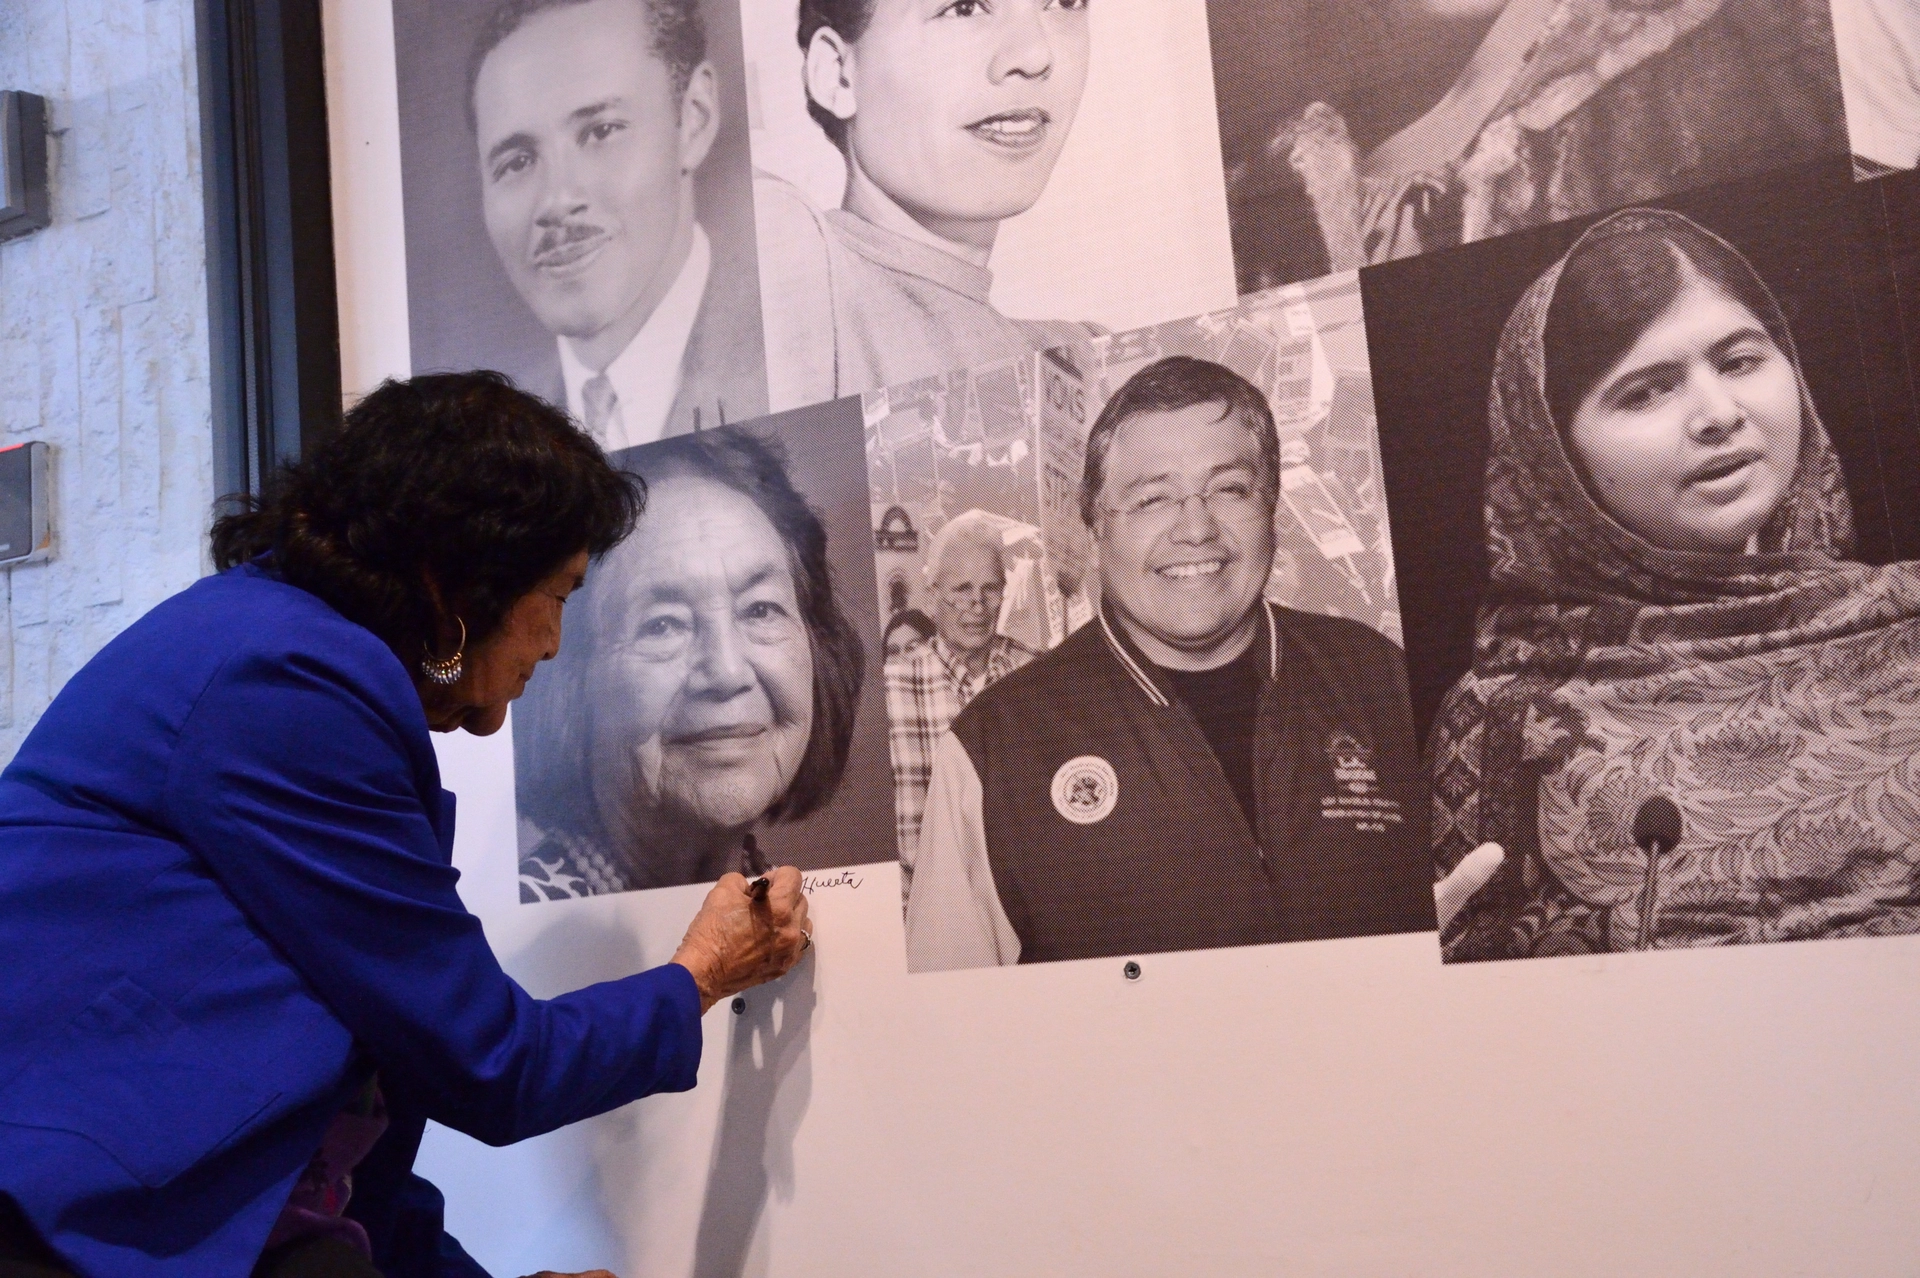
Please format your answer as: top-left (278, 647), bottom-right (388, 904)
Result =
top-left (1834, 0), bottom-right (1920, 176)
top-left (394, 0), bottom-right (769, 444)
top-left (516, 397), bottom-right (895, 901)
top-left (1206, 0), bottom-right (1852, 294)
top-left (745, 0), bottom-right (1238, 413)
top-left (1366, 157), bottom-right (1920, 963)
top-left (885, 278), bottom-right (1434, 975)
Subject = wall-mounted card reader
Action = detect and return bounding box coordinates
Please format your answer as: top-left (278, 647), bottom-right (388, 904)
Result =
top-left (0, 442), bottom-right (52, 565)
top-left (0, 91), bottom-right (50, 243)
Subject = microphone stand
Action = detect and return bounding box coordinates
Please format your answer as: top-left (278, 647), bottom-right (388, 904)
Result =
top-left (1635, 834), bottom-right (1670, 952)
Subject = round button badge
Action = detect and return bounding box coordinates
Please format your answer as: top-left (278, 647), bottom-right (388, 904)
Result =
top-left (1051, 755), bottom-right (1119, 825)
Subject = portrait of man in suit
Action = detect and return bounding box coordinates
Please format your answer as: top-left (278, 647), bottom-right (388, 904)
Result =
top-left (394, 0), bottom-right (768, 442)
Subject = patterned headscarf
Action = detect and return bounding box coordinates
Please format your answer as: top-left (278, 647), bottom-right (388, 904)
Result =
top-left (1432, 208), bottom-right (1920, 961)
top-left (1482, 206), bottom-right (1852, 610)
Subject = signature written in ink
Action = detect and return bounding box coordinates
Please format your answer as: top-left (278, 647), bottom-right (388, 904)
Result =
top-left (801, 870), bottom-right (864, 894)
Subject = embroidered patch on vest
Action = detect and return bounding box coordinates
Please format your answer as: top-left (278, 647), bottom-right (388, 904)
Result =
top-left (1051, 755), bottom-right (1119, 825)
top-left (1328, 730), bottom-right (1375, 793)
top-left (1320, 728), bottom-right (1403, 834)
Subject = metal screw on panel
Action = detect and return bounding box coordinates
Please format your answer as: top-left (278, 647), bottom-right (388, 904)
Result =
top-left (1123, 961), bottom-right (1142, 981)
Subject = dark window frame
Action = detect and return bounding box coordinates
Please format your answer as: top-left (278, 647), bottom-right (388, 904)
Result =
top-left (196, 0), bottom-right (342, 503)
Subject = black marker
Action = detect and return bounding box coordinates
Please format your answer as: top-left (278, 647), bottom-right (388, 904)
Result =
top-left (741, 833), bottom-right (770, 901)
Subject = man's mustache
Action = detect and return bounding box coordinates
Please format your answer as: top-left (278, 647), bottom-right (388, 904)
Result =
top-left (532, 220), bottom-right (608, 259)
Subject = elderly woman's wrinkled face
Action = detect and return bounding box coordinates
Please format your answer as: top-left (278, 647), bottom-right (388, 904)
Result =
top-left (1566, 276), bottom-right (1803, 554)
top-left (593, 473), bottom-right (815, 831)
top-left (839, 0), bottom-right (1090, 233)
top-left (423, 550), bottom-right (589, 736)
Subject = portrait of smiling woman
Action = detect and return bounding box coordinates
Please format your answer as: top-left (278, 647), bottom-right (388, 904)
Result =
top-left (516, 421), bottom-right (889, 899)
top-left (1405, 206), bottom-right (1920, 960)
top-left (752, 0), bottom-right (1097, 411)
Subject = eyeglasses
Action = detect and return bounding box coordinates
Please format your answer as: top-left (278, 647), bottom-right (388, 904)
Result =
top-left (937, 582), bottom-right (1005, 611)
top-left (1101, 477), bottom-right (1264, 531)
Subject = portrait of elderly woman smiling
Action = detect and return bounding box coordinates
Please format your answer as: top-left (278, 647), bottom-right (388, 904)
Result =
top-left (754, 0), bottom-right (1098, 410)
top-left (518, 427), bottom-right (866, 898)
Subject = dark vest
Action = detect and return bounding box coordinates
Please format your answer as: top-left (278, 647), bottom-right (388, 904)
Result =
top-left (949, 605), bottom-right (1432, 964)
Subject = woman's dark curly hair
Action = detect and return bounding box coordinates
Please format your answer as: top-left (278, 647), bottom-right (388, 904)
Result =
top-left (211, 371), bottom-right (644, 674)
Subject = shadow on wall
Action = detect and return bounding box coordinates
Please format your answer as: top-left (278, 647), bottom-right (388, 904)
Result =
top-left (691, 957), bottom-right (820, 1278)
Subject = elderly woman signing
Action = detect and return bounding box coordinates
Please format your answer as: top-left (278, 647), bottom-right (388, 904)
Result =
top-left (0, 374), bottom-right (812, 1277)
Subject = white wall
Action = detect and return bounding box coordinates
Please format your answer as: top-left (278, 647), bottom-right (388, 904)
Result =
top-left (0, 0), bottom-right (214, 760)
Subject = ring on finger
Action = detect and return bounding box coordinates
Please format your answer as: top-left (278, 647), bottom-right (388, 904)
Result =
top-left (801, 928), bottom-right (813, 952)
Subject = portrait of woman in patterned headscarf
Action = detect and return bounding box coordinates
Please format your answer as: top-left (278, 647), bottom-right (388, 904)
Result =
top-left (1431, 207), bottom-right (1920, 961)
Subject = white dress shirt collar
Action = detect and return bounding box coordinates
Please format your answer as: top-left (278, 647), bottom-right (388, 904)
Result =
top-left (559, 224), bottom-right (712, 452)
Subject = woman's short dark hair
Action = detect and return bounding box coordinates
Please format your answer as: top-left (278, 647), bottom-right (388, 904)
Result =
top-left (211, 371), bottom-right (643, 674)
top-left (625, 427), bottom-right (866, 823)
top-left (1078, 356), bottom-right (1281, 527)
top-left (797, 0), bottom-right (876, 149)
top-left (1543, 216), bottom-right (1790, 434)
top-left (883, 608), bottom-right (936, 648)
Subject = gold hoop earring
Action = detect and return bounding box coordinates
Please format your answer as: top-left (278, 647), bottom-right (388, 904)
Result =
top-left (421, 617), bottom-right (467, 686)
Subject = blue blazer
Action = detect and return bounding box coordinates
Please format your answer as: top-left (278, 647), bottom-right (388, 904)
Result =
top-left (0, 565), bottom-right (703, 1276)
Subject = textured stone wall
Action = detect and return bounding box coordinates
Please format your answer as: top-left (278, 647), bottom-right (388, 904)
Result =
top-left (0, 0), bottom-right (213, 759)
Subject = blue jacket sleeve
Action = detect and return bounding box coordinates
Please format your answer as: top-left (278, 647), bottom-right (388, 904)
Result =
top-left (159, 640), bottom-right (703, 1147)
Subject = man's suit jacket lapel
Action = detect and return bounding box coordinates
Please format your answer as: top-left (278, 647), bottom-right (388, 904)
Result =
top-left (665, 234), bottom-right (770, 436)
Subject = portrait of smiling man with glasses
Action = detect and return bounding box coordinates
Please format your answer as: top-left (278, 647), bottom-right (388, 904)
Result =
top-left (904, 356), bottom-right (1433, 972)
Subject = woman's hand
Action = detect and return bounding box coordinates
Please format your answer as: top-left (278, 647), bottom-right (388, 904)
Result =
top-left (671, 866), bottom-right (812, 1014)
top-left (1435, 841), bottom-right (1505, 932)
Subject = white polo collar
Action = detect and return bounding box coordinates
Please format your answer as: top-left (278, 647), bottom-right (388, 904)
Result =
top-left (1098, 598), bottom-right (1280, 709)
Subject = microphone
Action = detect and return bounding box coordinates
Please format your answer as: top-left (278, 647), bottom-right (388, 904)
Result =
top-left (1631, 796), bottom-right (1683, 951)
